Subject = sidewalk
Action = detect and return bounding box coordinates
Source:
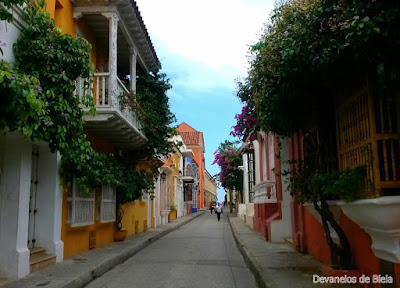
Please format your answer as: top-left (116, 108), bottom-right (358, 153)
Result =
top-left (2, 210), bottom-right (205, 288)
top-left (227, 213), bottom-right (354, 288)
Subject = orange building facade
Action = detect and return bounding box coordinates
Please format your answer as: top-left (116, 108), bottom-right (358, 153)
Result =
top-left (177, 122), bottom-right (206, 210)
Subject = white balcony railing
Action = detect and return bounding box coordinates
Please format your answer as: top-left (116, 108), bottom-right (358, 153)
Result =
top-left (254, 180), bottom-right (277, 203)
top-left (75, 73), bottom-right (142, 131)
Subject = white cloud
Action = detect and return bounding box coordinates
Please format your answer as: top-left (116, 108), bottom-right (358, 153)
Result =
top-left (161, 54), bottom-right (239, 95)
top-left (135, 0), bottom-right (275, 74)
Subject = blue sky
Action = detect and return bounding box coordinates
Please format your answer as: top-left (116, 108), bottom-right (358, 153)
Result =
top-left (135, 0), bottom-right (275, 201)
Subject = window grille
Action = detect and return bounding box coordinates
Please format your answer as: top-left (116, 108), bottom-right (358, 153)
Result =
top-left (67, 179), bottom-right (95, 227)
top-left (100, 185), bottom-right (116, 223)
top-left (248, 150), bottom-right (255, 203)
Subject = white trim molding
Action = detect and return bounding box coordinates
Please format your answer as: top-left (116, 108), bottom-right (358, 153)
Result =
top-left (254, 180), bottom-right (277, 203)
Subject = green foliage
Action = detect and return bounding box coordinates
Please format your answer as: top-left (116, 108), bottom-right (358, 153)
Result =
top-left (242, 0), bottom-right (400, 136)
top-left (314, 166), bottom-right (369, 202)
top-left (136, 69), bottom-right (176, 157)
top-left (1, 2), bottom-right (157, 202)
top-left (0, 60), bottom-right (49, 136)
top-left (0, 0), bottom-right (27, 22)
top-left (285, 160), bottom-right (368, 203)
top-left (13, 3), bottom-right (92, 151)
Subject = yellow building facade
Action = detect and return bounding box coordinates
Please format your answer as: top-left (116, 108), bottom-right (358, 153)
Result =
top-left (204, 170), bottom-right (217, 207)
top-left (44, 0), bottom-right (159, 258)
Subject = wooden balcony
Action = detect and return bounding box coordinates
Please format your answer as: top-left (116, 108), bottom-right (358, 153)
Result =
top-left (76, 73), bottom-right (147, 149)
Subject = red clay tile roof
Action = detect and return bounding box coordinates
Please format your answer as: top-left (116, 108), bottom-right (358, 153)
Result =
top-left (180, 131), bottom-right (203, 147)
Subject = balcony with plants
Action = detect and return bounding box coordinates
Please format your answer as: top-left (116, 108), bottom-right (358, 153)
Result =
top-left (73, 0), bottom-right (160, 149)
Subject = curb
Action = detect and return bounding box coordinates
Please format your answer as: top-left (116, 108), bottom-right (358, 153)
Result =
top-left (3, 211), bottom-right (205, 288)
top-left (227, 213), bottom-right (267, 288)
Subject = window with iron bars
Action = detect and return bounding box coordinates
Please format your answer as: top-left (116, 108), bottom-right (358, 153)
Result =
top-left (247, 150), bottom-right (255, 203)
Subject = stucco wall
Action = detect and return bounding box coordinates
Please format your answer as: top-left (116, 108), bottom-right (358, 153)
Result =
top-left (303, 206), bottom-right (381, 278)
top-left (122, 201), bottom-right (148, 236)
top-left (61, 191), bottom-right (115, 258)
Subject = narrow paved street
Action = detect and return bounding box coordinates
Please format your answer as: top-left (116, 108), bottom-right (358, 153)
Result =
top-left (85, 210), bottom-right (257, 288)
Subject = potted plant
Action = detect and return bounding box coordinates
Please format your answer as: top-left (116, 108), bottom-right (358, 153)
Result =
top-left (114, 203), bottom-right (128, 241)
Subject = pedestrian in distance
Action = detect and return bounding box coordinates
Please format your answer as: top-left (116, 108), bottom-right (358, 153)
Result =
top-left (215, 203), bottom-right (222, 221)
top-left (209, 202), bottom-right (213, 214)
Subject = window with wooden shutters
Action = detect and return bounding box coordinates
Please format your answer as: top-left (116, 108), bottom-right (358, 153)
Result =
top-left (100, 185), bottom-right (116, 223)
top-left (67, 179), bottom-right (95, 227)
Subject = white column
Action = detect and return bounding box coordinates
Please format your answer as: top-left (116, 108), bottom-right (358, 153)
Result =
top-left (129, 48), bottom-right (137, 93)
top-left (154, 177), bottom-right (161, 227)
top-left (102, 12), bottom-right (119, 109)
top-left (35, 144), bottom-right (63, 262)
top-left (253, 140), bottom-right (261, 184)
top-left (0, 133), bottom-right (31, 280)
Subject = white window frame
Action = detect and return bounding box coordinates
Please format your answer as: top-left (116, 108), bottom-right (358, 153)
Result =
top-left (67, 179), bottom-right (95, 227)
top-left (100, 185), bottom-right (116, 223)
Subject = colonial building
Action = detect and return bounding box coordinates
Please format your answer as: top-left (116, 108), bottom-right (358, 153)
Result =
top-left (236, 79), bottom-right (400, 283)
top-left (177, 122), bottom-right (206, 211)
top-left (0, 0), bottom-right (162, 281)
top-left (204, 170), bottom-right (217, 208)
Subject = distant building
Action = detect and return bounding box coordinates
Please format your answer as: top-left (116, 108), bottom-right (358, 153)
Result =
top-left (204, 170), bottom-right (217, 207)
top-left (177, 122), bottom-right (206, 211)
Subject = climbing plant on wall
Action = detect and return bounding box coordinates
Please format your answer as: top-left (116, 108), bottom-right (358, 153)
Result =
top-left (0, 1), bottom-right (165, 202)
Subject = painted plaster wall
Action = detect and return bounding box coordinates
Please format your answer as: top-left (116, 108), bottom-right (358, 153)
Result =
top-left (340, 213), bottom-right (380, 277)
top-left (303, 206), bottom-right (381, 278)
top-left (254, 203), bottom-right (278, 239)
top-left (0, 133), bottom-right (31, 280)
top-left (188, 146), bottom-right (204, 209)
top-left (0, 12), bottom-right (24, 62)
top-left (302, 206), bottom-right (332, 264)
top-left (122, 201), bottom-right (148, 236)
top-left (46, 0), bottom-right (75, 37)
top-left (238, 204), bottom-right (246, 222)
top-left (269, 136), bottom-right (292, 242)
top-left (34, 145), bottom-right (63, 262)
top-left (61, 192), bottom-right (114, 258)
top-left (47, 0), bottom-right (100, 73)
top-left (245, 203), bottom-right (254, 229)
top-left (135, 163), bottom-right (155, 229)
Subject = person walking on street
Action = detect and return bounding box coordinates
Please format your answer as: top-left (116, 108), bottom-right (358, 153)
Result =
top-left (215, 203), bottom-right (222, 221)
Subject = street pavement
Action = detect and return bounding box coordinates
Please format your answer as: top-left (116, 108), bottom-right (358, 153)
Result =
top-left (2, 208), bottom-right (357, 288)
top-left (85, 209), bottom-right (257, 288)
